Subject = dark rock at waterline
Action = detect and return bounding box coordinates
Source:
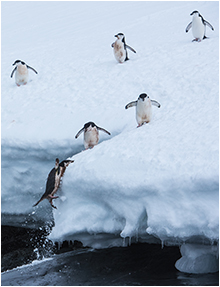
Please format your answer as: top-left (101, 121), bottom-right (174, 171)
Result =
top-left (1, 225), bottom-right (86, 272)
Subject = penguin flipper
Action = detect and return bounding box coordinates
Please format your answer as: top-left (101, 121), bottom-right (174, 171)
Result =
top-left (75, 127), bottom-right (85, 139)
top-left (126, 44), bottom-right (136, 54)
top-left (185, 22), bottom-right (192, 32)
top-left (111, 42), bottom-right (115, 47)
top-left (125, 101), bottom-right (137, 109)
top-left (151, 100), bottom-right (161, 108)
top-left (204, 20), bottom-right (214, 31)
top-left (27, 65), bottom-right (38, 74)
top-left (97, 126), bottom-right (111, 135)
top-left (10, 67), bottom-right (17, 78)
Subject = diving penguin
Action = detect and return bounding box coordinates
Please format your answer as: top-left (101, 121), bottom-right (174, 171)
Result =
top-left (125, 93), bottom-right (161, 127)
top-left (33, 158), bottom-right (74, 209)
top-left (111, 33), bottom-right (136, 63)
top-left (75, 121), bottom-right (111, 149)
top-left (11, 60), bottom-right (38, 86)
top-left (185, 11), bottom-right (214, 42)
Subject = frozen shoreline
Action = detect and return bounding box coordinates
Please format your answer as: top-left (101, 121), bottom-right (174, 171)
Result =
top-left (1, 225), bottom-right (219, 286)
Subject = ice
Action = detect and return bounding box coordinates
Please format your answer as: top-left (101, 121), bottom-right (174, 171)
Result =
top-left (175, 244), bottom-right (219, 274)
top-left (1, 1), bottom-right (219, 274)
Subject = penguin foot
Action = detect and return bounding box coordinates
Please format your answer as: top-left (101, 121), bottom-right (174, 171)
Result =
top-left (137, 122), bottom-right (148, 128)
top-left (192, 38), bottom-right (201, 42)
top-left (16, 84), bottom-right (20, 87)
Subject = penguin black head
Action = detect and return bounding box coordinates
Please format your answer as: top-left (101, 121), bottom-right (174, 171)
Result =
top-left (75, 122), bottom-right (98, 139)
top-left (190, 10), bottom-right (199, 15)
top-left (84, 122), bottom-right (96, 129)
top-left (12, 60), bottom-right (26, 66)
top-left (59, 159), bottom-right (74, 167)
top-left (115, 32), bottom-right (124, 36)
top-left (190, 11), bottom-right (205, 23)
top-left (190, 11), bottom-right (202, 18)
top-left (138, 93), bottom-right (149, 101)
top-left (115, 33), bottom-right (125, 40)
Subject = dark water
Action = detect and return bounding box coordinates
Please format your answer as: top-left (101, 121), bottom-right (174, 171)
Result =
top-left (1, 225), bottom-right (219, 286)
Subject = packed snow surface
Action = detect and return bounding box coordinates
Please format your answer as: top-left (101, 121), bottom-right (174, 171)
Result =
top-left (1, 1), bottom-right (219, 274)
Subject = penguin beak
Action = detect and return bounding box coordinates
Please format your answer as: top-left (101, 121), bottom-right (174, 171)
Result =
top-left (114, 35), bottom-right (118, 39)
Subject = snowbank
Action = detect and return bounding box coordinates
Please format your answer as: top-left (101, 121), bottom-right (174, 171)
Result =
top-left (1, 1), bottom-right (219, 274)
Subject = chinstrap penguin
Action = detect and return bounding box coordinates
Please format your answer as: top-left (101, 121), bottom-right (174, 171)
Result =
top-left (111, 33), bottom-right (136, 63)
top-left (11, 60), bottom-right (38, 86)
top-left (185, 11), bottom-right (214, 42)
top-left (33, 158), bottom-right (74, 209)
top-left (75, 121), bottom-right (111, 149)
top-left (125, 93), bottom-right (161, 127)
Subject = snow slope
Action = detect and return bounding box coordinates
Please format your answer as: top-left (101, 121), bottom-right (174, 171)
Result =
top-left (1, 1), bottom-right (219, 274)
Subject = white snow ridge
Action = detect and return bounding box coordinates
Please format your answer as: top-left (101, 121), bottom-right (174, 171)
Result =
top-left (1, 1), bottom-right (218, 274)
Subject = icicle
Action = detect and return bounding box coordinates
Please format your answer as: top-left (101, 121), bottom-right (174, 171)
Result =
top-left (122, 237), bottom-right (126, 247)
top-left (135, 228), bottom-right (139, 242)
top-left (129, 236), bottom-right (132, 246)
top-left (161, 239), bottom-right (164, 249)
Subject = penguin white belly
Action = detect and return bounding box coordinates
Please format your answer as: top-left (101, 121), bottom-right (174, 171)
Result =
top-left (113, 41), bottom-right (126, 63)
top-left (136, 100), bottom-right (152, 125)
top-left (192, 18), bottom-right (205, 40)
top-left (84, 129), bottom-right (99, 149)
top-left (16, 65), bottom-right (29, 85)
